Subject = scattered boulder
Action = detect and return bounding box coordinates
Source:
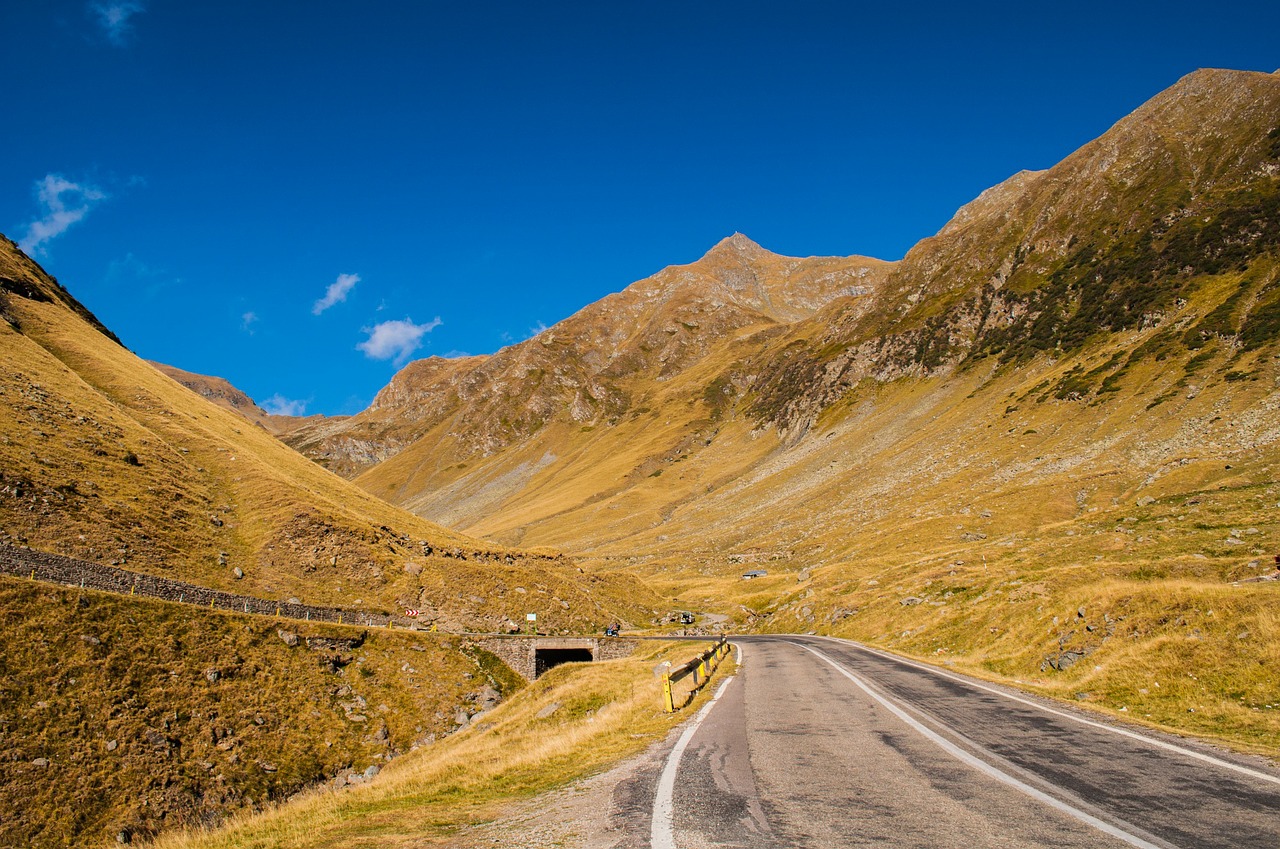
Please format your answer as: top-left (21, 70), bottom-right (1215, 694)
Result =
top-left (1136, 496), bottom-right (1155, 507)
top-left (536, 701), bottom-right (562, 719)
top-left (204, 668), bottom-right (220, 683)
top-left (143, 729), bottom-right (172, 751)
top-left (477, 685), bottom-right (500, 710)
top-left (1043, 650), bottom-right (1086, 671)
top-left (363, 765), bottom-right (380, 780)
top-left (233, 566), bottom-right (244, 579)
top-left (277, 630), bottom-right (299, 647)
top-left (900, 596), bottom-right (923, 606)
top-left (31, 757), bottom-right (49, 767)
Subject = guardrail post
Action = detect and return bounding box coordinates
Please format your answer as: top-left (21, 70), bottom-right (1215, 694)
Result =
top-left (663, 673), bottom-right (675, 713)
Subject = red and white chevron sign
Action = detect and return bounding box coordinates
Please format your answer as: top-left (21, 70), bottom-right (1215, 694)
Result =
top-left (405, 609), bottom-right (420, 617)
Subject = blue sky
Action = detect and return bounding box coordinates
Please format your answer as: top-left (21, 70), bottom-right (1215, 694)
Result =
top-left (4, 1), bottom-right (1278, 416)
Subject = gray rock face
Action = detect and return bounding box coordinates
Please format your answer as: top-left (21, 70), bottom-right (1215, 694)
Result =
top-left (1043, 650), bottom-right (1086, 671)
top-left (478, 685), bottom-right (501, 709)
top-left (363, 764), bottom-right (380, 780)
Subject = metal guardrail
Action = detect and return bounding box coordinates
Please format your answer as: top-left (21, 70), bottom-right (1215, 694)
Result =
top-left (662, 637), bottom-right (731, 712)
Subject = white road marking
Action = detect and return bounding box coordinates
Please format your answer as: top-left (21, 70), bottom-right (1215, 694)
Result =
top-left (651, 673), bottom-right (737, 849)
top-left (812, 636), bottom-right (1280, 788)
top-left (797, 642), bottom-right (1173, 849)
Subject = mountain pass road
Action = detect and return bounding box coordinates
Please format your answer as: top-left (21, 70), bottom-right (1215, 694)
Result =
top-left (641, 636), bottom-right (1280, 849)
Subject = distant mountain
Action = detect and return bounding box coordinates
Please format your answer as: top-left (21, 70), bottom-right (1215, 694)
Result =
top-left (283, 234), bottom-right (892, 523)
top-left (306, 69), bottom-right (1280, 545)
top-left (148, 361), bottom-right (321, 436)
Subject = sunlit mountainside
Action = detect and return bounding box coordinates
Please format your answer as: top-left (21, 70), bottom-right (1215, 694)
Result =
top-left (0, 231), bottom-right (656, 845)
top-left (284, 69), bottom-right (1280, 744)
top-left (0, 235), bottom-right (650, 631)
top-left (3, 67), bottom-right (1278, 847)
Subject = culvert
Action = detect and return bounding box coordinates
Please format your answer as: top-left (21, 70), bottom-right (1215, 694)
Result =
top-left (534, 646), bottom-right (594, 677)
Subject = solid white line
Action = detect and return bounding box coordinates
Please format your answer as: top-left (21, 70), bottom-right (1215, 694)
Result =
top-left (811, 635), bottom-right (1280, 788)
top-left (650, 674), bottom-right (737, 849)
top-left (797, 643), bottom-right (1171, 849)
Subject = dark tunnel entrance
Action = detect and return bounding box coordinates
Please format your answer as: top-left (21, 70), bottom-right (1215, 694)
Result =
top-left (535, 647), bottom-right (594, 677)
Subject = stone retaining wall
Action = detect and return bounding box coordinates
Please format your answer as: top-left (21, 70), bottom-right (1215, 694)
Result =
top-left (0, 544), bottom-right (415, 628)
top-left (1, 545), bottom-right (643, 681)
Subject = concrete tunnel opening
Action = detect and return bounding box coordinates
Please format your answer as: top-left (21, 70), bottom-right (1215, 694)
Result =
top-left (535, 647), bottom-right (594, 677)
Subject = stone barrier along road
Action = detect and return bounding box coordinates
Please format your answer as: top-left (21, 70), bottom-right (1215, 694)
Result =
top-left (0, 544), bottom-right (643, 680)
top-left (0, 544), bottom-right (415, 629)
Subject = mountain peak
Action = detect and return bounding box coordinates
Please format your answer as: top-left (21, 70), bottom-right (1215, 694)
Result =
top-left (702, 232), bottom-right (771, 261)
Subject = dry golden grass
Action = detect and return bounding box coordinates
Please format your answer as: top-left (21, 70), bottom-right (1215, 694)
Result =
top-left (153, 641), bottom-right (728, 849)
top-left (431, 323), bottom-right (1280, 753)
top-left (0, 577), bottom-right (510, 848)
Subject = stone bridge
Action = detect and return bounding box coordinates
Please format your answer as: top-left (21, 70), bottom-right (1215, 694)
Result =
top-left (467, 635), bottom-right (639, 680)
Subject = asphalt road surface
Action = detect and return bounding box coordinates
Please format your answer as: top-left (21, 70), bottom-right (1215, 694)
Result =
top-left (644, 636), bottom-right (1280, 849)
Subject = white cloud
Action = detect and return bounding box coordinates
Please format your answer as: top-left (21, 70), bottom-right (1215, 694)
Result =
top-left (357, 317), bottom-right (442, 366)
top-left (527, 321), bottom-right (549, 339)
top-left (241, 311), bottom-right (258, 333)
top-left (312, 272), bottom-right (360, 315)
top-left (18, 174), bottom-right (108, 256)
top-left (260, 394), bottom-right (307, 417)
top-left (90, 1), bottom-right (145, 47)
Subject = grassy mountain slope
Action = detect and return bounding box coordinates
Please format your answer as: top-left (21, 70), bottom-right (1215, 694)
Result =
top-left (0, 235), bottom-right (665, 846)
top-left (0, 232), bottom-right (654, 633)
top-left (325, 69), bottom-right (1280, 749)
top-left (0, 578), bottom-right (512, 848)
top-left (283, 234), bottom-right (891, 508)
